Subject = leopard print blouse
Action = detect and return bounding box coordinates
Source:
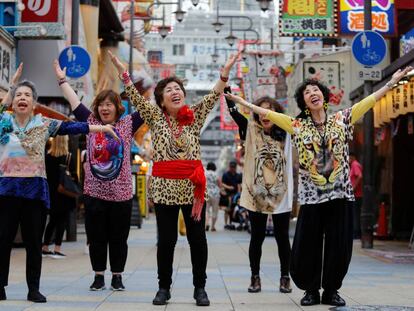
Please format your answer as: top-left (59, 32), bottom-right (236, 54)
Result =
top-left (125, 85), bottom-right (221, 206)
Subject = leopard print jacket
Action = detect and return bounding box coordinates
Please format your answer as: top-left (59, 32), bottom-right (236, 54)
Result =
top-left (125, 85), bottom-right (221, 206)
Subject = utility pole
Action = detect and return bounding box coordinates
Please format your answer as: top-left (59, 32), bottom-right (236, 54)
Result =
top-left (360, 0), bottom-right (375, 249)
top-left (128, 0), bottom-right (134, 113)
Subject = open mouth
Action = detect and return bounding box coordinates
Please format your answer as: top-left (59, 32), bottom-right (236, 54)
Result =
top-left (17, 102), bottom-right (28, 109)
top-left (171, 96), bottom-right (181, 104)
top-left (310, 96), bottom-right (321, 106)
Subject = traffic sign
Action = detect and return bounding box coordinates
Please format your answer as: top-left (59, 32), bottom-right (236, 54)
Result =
top-left (351, 31), bottom-right (387, 67)
top-left (357, 67), bottom-right (382, 81)
top-left (58, 45), bottom-right (91, 79)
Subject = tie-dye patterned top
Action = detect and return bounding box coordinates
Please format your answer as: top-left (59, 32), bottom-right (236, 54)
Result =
top-left (265, 95), bottom-right (376, 205)
top-left (0, 111), bottom-right (89, 208)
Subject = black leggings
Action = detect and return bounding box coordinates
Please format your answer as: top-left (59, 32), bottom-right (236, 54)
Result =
top-left (43, 208), bottom-right (70, 246)
top-left (248, 211), bottom-right (291, 276)
top-left (290, 199), bottom-right (353, 292)
top-left (155, 203), bottom-right (207, 290)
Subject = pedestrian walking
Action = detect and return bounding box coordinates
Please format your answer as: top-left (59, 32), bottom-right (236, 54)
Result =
top-left (225, 90), bottom-right (294, 294)
top-left (205, 162), bottom-right (220, 232)
top-left (224, 65), bottom-right (412, 307)
top-left (349, 152), bottom-right (363, 239)
top-left (53, 60), bottom-right (144, 291)
top-left (109, 50), bottom-right (239, 306)
top-left (0, 64), bottom-right (118, 303)
top-left (42, 135), bottom-right (74, 259)
top-left (221, 161), bottom-right (242, 229)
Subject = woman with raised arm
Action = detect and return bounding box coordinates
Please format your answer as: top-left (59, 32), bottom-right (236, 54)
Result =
top-left (109, 50), bottom-right (239, 307)
top-left (225, 88), bottom-right (294, 294)
top-left (53, 60), bottom-right (144, 292)
top-left (0, 64), bottom-right (118, 304)
top-left (225, 66), bottom-right (412, 307)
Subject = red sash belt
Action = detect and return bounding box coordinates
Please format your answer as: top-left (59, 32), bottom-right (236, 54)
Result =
top-left (152, 160), bottom-right (206, 221)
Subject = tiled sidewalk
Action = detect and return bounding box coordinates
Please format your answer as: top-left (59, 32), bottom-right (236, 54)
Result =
top-left (1, 213), bottom-right (414, 310)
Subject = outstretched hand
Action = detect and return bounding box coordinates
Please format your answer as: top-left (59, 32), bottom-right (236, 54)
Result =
top-left (224, 93), bottom-right (246, 106)
top-left (103, 124), bottom-right (120, 142)
top-left (53, 59), bottom-right (66, 80)
top-left (108, 50), bottom-right (126, 75)
top-left (11, 63), bottom-right (23, 86)
top-left (390, 66), bottom-right (413, 84)
top-left (223, 51), bottom-right (241, 73)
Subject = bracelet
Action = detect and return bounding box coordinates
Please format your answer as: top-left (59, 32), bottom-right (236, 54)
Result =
top-left (228, 106), bottom-right (238, 112)
top-left (220, 75), bottom-right (229, 82)
top-left (385, 81), bottom-right (394, 89)
top-left (119, 71), bottom-right (131, 84)
top-left (58, 78), bottom-right (67, 86)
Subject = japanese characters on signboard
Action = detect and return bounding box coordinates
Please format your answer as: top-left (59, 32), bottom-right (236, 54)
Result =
top-left (16, 0), bottom-right (65, 38)
top-left (279, 0), bottom-right (338, 37)
top-left (339, 0), bottom-right (395, 35)
top-left (303, 61), bottom-right (346, 112)
top-left (0, 30), bottom-right (15, 92)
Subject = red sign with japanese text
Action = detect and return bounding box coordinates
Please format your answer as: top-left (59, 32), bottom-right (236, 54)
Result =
top-left (21, 0), bottom-right (59, 23)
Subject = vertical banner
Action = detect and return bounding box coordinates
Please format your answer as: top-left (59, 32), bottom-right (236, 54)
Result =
top-left (339, 0), bottom-right (396, 35)
top-left (136, 175), bottom-right (147, 218)
top-left (408, 79), bottom-right (414, 113)
top-left (385, 90), bottom-right (397, 119)
top-left (279, 0), bottom-right (338, 37)
top-left (380, 96), bottom-right (390, 124)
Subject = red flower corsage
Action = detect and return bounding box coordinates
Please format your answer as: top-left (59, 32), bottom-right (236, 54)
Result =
top-left (176, 105), bottom-right (195, 126)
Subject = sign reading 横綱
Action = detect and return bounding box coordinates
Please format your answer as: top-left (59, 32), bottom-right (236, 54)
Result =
top-left (0, 29), bottom-right (15, 92)
top-left (16, 0), bottom-right (65, 38)
top-left (279, 0), bottom-right (338, 37)
top-left (339, 0), bottom-right (396, 35)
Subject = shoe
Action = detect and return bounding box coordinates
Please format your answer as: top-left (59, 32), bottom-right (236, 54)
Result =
top-left (27, 291), bottom-right (47, 303)
top-left (89, 275), bottom-right (105, 291)
top-left (279, 276), bottom-right (292, 293)
top-left (0, 287), bottom-right (6, 300)
top-left (111, 275), bottom-right (125, 291)
top-left (300, 290), bottom-right (320, 306)
top-left (248, 275), bottom-right (261, 293)
top-left (321, 291), bottom-right (346, 306)
top-left (211, 227), bottom-right (216, 232)
top-left (193, 288), bottom-right (210, 306)
top-left (152, 288), bottom-right (171, 305)
top-left (42, 250), bottom-right (54, 258)
top-left (236, 225), bottom-right (243, 231)
top-left (205, 225), bottom-right (210, 231)
top-left (51, 251), bottom-right (66, 259)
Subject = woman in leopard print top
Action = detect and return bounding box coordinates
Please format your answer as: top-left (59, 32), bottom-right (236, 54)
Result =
top-left (109, 50), bottom-right (239, 307)
top-left (225, 65), bottom-right (412, 307)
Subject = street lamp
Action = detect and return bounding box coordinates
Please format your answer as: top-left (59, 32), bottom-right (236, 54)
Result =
top-left (211, 53), bottom-right (219, 63)
top-left (158, 7), bottom-right (169, 38)
top-left (256, 0), bottom-right (272, 12)
top-left (174, 8), bottom-right (186, 22)
top-left (191, 0), bottom-right (200, 6)
top-left (225, 18), bottom-right (237, 47)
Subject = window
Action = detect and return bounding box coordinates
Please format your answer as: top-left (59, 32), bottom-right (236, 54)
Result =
top-left (172, 44), bottom-right (185, 56)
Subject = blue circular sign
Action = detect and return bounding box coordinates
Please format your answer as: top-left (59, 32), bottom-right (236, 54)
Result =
top-left (351, 31), bottom-right (387, 67)
top-left (58, 45), bottom-right (91, 79)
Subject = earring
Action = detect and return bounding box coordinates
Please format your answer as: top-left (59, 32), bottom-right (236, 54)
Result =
top-left (305, 108), bottom-right (310, 115)
top-left (324, 102), bottom-right (329, 110)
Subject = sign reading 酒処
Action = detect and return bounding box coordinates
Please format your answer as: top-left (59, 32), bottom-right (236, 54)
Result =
top-left (279, 0), bottom-right (338, 37)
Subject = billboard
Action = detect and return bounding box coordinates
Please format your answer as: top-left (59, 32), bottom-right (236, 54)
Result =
top-left (279, 0), bottom-right (338, 37)
top-left (339, 0), bottom-right (396, 35)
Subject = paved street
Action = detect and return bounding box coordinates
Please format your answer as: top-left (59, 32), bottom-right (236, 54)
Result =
top-left (1, 213), bottom-right (414, 311)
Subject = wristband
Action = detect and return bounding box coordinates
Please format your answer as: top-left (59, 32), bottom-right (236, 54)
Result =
top-left (58, 78), bottom-right (67, 86)
top-left (119, 71), bottom-right (131, 84)
top-left (220, 75), bottom-right (229, 82)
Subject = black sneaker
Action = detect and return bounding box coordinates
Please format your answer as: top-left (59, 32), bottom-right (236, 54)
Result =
top-left (51, 251), bottom-right (66, 259)
top-left (322, 291), bottom-right (346, 306)
top-left (300, 290), bottom-right (320, 306)
top-left (0, 287), bottom-right (6, 300)
top-left (27, 291), bottom-right (47, 303)
top-left (152, 288), bottom-right (171, 305)
top-left (111, 275), bottom-right (125, 291)
top-left (89, 274), bottom-right (105, 291)
top-left (193, 288), bottom-right (210, 306)
top-left (42, 250), bottom-right (54, 258)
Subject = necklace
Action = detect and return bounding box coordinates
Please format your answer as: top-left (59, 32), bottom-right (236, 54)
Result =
top-left (13, 116), bottom-right (32, 139)
top-left (164, 112), bottom-right (185, 148)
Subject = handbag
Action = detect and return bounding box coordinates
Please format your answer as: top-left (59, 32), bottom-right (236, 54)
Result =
top-left (57, 153), bottom-right (82, 199)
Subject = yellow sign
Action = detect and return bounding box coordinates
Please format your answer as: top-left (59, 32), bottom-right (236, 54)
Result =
top-left (136, 175), bottom-right (147, 218)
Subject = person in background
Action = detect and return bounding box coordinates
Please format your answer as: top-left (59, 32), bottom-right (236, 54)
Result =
top-left (221, 161), bottom-right (242, 229)
top-left (205, 162), bottom-right (220, 232)
top-left (224, 65), bottom-right (412, 307)
top-left (42, 135), bottom-right (73, 259)
top-left (349, 152), bottom-right (362, 239)
top-left (0, 64), bottom-right (118, 303)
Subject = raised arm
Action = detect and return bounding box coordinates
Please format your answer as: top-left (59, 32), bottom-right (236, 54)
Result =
top-left (1, 63), bottom-right (23, 109)
top-left (351, 66), bottom-right (413, 124)
top-left (108, 50), bottom-right (158, 124)
top-left (224, 93), bottom-right (294, 134)
top-left (53, 60), bottom-right (82, 112)
top-left (224, 87), bottom-right (248, 140)
top-left (213, 52), bottom-right (240, 94)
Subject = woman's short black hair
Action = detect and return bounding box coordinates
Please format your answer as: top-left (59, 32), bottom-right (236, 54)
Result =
top-left (154, 76), bottom-right (186, 109)
top-left (294, 79), bottom-right (330, 113)
top-left (206, 162), bottom-right (216, 171)
top-left (253, 96), bottom-right (286, 142)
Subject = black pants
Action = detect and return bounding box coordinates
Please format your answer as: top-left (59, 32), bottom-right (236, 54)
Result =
top-left (84, 196), bottom-right (132, 273)
top-left (43, 207), bottom-right (70, 246)
top-left (155, 203), bottom-right (208, 290)
top-left (353, 198), bottom-right (362, 239)
top-left (0, 196), bottom-right (47, 291)
top-left (249, 211), bottom-right (291, 276)
top-left (290, 199), bottom-right (353, 292)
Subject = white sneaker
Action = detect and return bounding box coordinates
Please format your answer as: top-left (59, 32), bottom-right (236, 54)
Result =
top-left (51, 251), bottom-right (66, 259)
